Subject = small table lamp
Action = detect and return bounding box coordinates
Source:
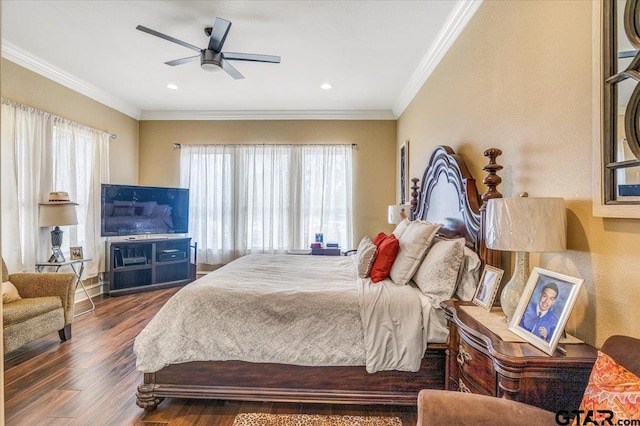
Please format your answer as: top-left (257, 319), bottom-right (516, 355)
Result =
top-left (485, 194), bottom-right (566, 323)
top-left (388, 204), bottom-right (411, 224)
top-left (39, 191), bottom-right (79, 253)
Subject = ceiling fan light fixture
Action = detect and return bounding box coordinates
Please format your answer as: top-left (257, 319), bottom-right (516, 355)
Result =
top-left (201, 50), bottom-right (222, 72)
top-left (201, 62), bottom-right (221, 72)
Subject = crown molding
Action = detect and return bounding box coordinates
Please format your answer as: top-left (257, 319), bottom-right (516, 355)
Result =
top-left (3, 0), bottom-right (480, 124)
top-left (392, 0), bottom-right (482, 117)
top-left (140, 109), bottom-right (397, 121)
top-left (2, 41), bottom-right (142, 120)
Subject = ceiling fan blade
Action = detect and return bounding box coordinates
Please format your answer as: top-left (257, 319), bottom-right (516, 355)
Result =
top-left (208, 18), bottom-right (231, 52)
top-left (223, 52), bottom-right (281, 63)
top-left (221, 58), bottom-right (244, 80)
top-left (165, 55), bottom-right (200, 66)
top-left (136, 25), bottom-right (201, 53)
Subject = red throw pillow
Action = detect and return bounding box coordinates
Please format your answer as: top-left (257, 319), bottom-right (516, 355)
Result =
top-left (373, 231), bottom-right (387, 247)
top-left (369, 233), bottom-right (399, 282)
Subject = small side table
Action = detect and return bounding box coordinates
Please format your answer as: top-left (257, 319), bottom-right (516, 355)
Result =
top-left (36, 258), bottom-right (95, 317)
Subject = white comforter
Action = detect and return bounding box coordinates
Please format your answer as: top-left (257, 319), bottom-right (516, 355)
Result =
top-left (134, 254), bottom-right (440, 374)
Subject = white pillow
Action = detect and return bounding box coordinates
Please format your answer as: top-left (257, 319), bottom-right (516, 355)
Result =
top-left (412, 239), bottom-right (464, 304)
top-left (355, 236), bottom-right (378, 278)
top-left (2, 281), bottom-right (22, 303)
top-left (389, 220), bottom-right (441, 285)
top-left (392, 218), bottom-right (410, 238)
top-left (455, 246), bottom-right (482, 301)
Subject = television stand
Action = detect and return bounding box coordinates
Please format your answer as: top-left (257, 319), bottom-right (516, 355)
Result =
top-left (104, 237), bottom-right (196, 296)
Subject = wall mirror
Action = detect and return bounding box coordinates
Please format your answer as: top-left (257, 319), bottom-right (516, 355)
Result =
top-left (595, 0), bottom-right (640, 217)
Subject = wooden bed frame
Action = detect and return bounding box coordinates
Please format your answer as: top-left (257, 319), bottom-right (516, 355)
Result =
top-left (136, 145), bottom-right (503, 411)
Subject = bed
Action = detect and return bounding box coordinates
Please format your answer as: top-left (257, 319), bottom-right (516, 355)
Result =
top-left (135, 145), bottom-right (503, 410)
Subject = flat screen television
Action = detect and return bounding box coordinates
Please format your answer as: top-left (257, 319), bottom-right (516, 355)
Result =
top-left (101, 184), bottom-right (189, 237)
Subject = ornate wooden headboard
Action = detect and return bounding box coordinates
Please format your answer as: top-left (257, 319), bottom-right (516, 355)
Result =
top-left (409, 145), bottom-right (503, 267)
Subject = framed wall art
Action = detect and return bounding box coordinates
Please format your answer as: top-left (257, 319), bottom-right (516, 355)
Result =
top-left (400, 140), bottom-right (409, 204)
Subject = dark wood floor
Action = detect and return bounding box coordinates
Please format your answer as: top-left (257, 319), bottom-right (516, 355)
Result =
top-left (4, 287), bottom-right (418, 425)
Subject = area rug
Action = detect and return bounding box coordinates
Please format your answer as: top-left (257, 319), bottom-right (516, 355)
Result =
top-left (232, 413), bottom-right (403, 426)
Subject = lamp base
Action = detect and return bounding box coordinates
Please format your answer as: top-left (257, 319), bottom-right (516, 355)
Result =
top-left (500, 251), bottom-right (530, 324)
top-left (51, 226), bottom-right (63, 248)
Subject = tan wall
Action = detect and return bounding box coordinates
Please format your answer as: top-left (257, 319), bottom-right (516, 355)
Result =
top-left (1, 59), bottom-right (139, 184)
top-left (139, 120), bottom-right (397, 244)
top-left (399, 0), bottom-right (640, 348)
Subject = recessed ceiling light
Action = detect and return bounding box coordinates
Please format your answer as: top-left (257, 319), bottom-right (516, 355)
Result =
top-left (320, 83), bottom-right (332, 90)
top-left (166, 83), bottom-right (179, 90)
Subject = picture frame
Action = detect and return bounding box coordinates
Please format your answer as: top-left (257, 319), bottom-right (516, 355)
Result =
top-left (472, 265), bottom-right (504, 310)
top-left (400, 140), bottom-right (409, 204)
top-left (509, 267), bottom-right (584, 356)
top-left (52, 247), bottom-right (65, 263)
top-left (70, 246), bottom-right (84, 260)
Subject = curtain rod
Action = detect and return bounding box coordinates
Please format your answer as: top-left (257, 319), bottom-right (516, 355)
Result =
top-left (2, 97), bottom-right (118, 141)
top-left (172, 142), bottom-right (358, 149)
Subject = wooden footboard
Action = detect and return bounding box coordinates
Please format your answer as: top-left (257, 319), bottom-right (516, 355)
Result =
top-left (137, 344), bottom-right (446, 411)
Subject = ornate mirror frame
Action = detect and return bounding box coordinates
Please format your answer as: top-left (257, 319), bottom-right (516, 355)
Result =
top-left (594, 0), bottom-right (640, 218)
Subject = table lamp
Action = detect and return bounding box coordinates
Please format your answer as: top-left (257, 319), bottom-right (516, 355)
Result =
top-left (39, 191), bottom-right (78, 254)
top-left (485, 194), bottom-right (566, 323)
top-left (388, 204), bottom-right (411, 224)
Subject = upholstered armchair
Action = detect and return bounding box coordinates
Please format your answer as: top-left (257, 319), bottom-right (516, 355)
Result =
top-left (2, 258), bottom-right (76, 353)
top-left (417, 335), bottom-right (640, 426)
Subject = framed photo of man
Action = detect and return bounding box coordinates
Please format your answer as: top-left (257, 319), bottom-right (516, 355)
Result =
top-left (472, 265), bottom-right (503, 310)
top-left (509, 267), bottom-right (584, 356)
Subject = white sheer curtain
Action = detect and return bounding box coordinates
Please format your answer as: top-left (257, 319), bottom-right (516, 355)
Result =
top-left (180, 144), bottom-right (353, 265)
top-left (1, 99), bottom-right (110, 276)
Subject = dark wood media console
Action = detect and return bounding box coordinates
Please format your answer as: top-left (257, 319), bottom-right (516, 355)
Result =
top-left (105, 237), bottom-right (195, 296)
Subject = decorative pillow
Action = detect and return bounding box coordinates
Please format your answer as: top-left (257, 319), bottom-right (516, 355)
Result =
top-left (2, 281), bottom-right (22, 303)
top-left (373, 231), bottom-right (387, 247)
top-left (369, 233), bottom-right (399, 283)
top-left (355, 236), bottom-right (377, 278)
top-left (573, 351), bottom-right (640, 426)
top-left (389, 220), bottom-right (442, 286)
top-left (455, 246), bottom-right (482, 301)
top-left (112, 206), bottom-right (135, 217)
top-left (412, 238), bottom-right (464, 303)
top-left (392, 218), bottom-right (410, 238)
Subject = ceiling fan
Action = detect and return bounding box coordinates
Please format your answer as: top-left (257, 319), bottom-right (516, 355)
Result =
top-left (136, 17), bottom-right (281, 80)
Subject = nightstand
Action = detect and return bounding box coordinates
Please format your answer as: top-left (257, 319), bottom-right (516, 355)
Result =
top-left (441, 300), bottom-right (597, 413)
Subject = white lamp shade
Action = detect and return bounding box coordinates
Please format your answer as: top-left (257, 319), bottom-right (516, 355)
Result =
top-left (39, 204), bottom-right (78, 227)
top-left (485, 197), bottom-right (566, 253)
top-left (388, 204), bottom-right (411, 224)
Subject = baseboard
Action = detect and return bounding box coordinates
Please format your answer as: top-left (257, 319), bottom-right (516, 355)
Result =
top-left (74, 281), bottom-right (102, 302)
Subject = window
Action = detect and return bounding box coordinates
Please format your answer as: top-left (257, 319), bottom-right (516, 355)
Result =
top-left (180, 144), bottom-right (353, 265)
top-left (1, 99), bottom-right (109, 274)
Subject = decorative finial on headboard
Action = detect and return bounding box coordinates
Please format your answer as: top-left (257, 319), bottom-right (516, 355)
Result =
top-left (481, 148), bottom-right (503, 205)
top-left (480, 148), bottom-right (503, 268)
top-left (410, 177), bottom-right (420, 220)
